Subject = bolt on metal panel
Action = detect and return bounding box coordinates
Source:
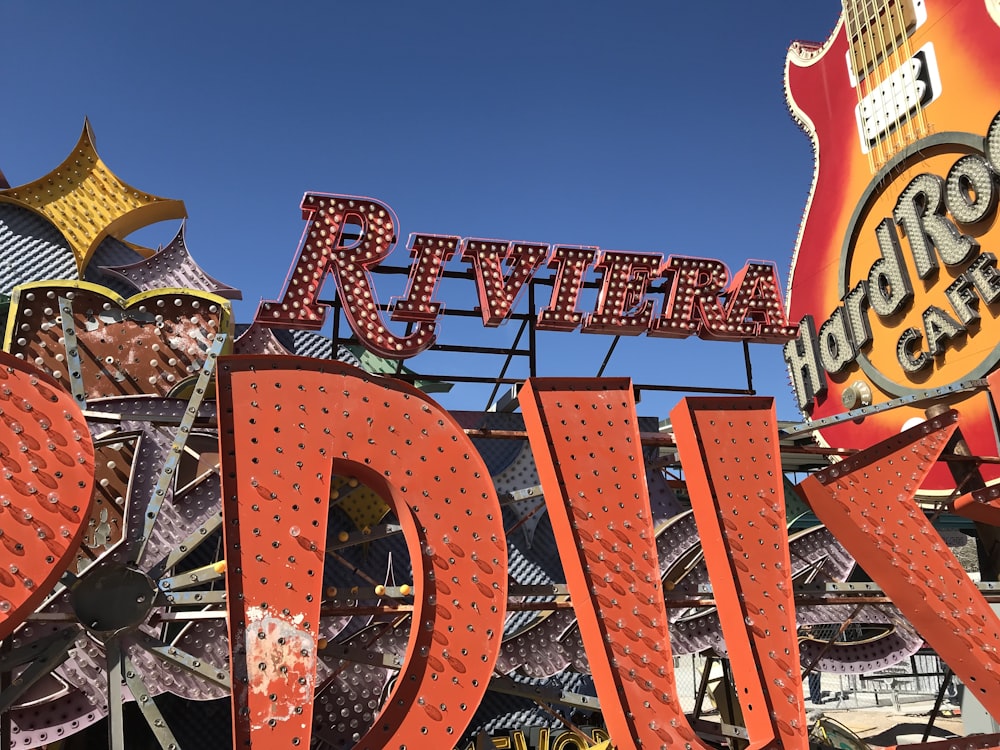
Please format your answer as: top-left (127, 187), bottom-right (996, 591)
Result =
top-left (519, 377), bottom-right (713, 750)
top-left (672, 396), bottom-right (808, 750)
top-left (797, 410), bottom-right (1000, 722)
top-left (218, 356), bottom-right (508, 749)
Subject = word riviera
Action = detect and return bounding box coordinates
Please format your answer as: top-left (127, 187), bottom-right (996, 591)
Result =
top-left (256, 193), bottom-right (798, 358)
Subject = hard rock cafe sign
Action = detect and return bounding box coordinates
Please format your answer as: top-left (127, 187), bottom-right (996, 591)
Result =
top-left (784, 0), bottom-right (1000, 490)
top-left (786, 111), bottom-right (1000, 489)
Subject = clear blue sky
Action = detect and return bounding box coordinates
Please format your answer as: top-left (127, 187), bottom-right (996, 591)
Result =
top-left (1, 1), bottom-right (841, 420)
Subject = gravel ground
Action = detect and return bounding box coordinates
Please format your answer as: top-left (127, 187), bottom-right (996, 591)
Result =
top-left (812, 704), bottom-right (965, 748)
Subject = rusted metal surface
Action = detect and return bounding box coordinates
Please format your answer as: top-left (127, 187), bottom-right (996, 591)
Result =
top-left (77, 434), bottom-right (135, 567)
top-left (520, 377), bottom-right (712, 750)
top-left (218, 356), bottom-right (508, 749)
top-left (672, 396), bottom-right (808, 750)
top-left (0, 353), bottom-right (94, 640)
top-left (5, 281), bottom-right (232, 400)
top-left (798, 410), bottom-right (1000, 722)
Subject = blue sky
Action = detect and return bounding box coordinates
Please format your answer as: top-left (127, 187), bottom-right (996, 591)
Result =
top-left (1, 2), bottom-right (841, 420)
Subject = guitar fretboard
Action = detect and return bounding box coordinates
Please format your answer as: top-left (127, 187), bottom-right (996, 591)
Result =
top-left (844, 0), bottom-right (918, 83)
top-left (844, 0), bottom-right (932, 169)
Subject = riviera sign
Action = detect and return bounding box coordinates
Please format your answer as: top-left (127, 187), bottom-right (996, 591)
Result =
top-left (254, 193), bottom-right (798, 358)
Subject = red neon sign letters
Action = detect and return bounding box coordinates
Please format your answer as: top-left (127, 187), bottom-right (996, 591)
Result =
top-left (255, 194), bottom-right (798, 358)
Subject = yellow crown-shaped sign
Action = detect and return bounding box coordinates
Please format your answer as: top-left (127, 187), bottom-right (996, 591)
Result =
top-left (0, 120), bottom-right (185, 274)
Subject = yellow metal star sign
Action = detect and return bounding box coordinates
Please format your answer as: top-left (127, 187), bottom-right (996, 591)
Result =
top-left (0, 121), bottom-right (185, 275)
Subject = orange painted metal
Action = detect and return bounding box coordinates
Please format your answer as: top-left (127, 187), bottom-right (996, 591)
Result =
top-left (952, 488), bottom-right (1000, 526)
top-left (520, 377), bottom-right (713, 750)
top-left (218, 356), bottom-right (507, 749)
top-left (797, 410), bottom-right (1000, 721)
top-left (672, 397), bottom-right (807, 750)
top-left (0, 352), bottom-right (94, 639)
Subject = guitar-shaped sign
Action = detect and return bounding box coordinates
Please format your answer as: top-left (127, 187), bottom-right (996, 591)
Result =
top-left (784, 0), bottom-right (1000, 490)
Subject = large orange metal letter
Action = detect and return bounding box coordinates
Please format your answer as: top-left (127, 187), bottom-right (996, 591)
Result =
top-left (520, 377), bottom-right (713, 750)
top-left (798, 410), bottom-right (1000, 721)
top-left (217, 356), bottom-right (508, 749)
top-left (672, 397), bottom-right (807, 750)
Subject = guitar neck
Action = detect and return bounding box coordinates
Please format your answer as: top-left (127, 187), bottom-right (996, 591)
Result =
top-left (843, 0), bottom-right (920, 83)
top-left (840, 0), bottom-right (936, 165)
